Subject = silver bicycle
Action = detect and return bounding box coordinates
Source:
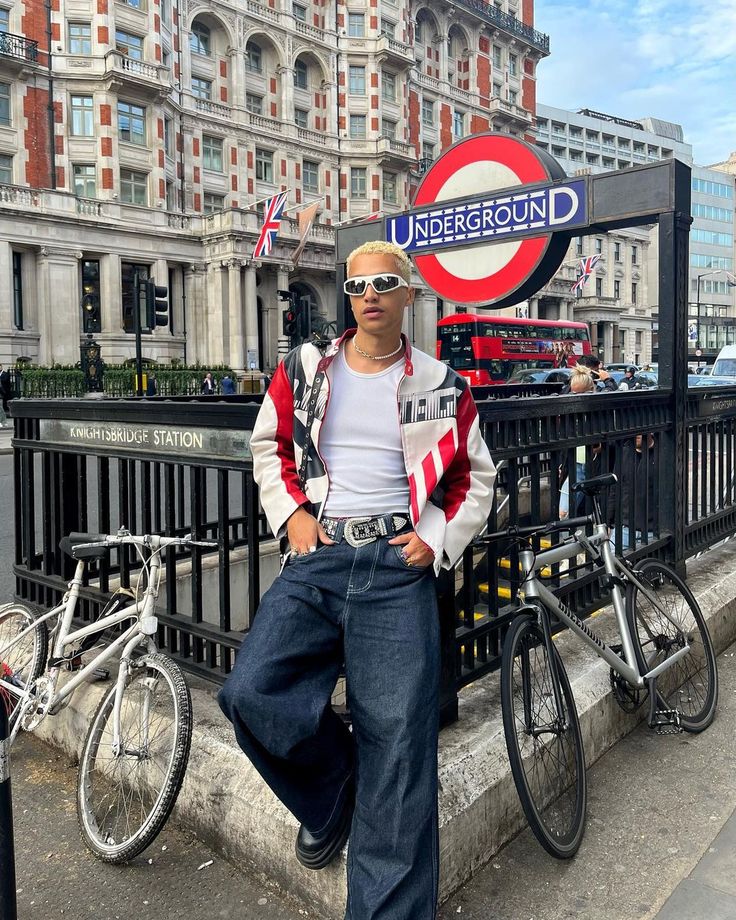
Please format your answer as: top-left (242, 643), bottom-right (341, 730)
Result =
top-left (0, 528), bottom-right (216, 863)
top-left (484, 473), bottom-right (718, 859)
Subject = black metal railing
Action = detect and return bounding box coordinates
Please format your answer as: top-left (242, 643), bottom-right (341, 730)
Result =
top-left (11, 383), bottom-right (736, 723)
top-left (0, 32), bottom-right (38, 63)
top-left (452, 0), bottom-right (550, 54)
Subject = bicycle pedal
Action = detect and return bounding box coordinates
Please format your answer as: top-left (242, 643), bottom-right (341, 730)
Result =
top-left (652, 709), bottom-right (683, 735)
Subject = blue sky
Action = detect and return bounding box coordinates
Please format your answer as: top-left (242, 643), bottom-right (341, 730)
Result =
top-left (534, 0), bottom-right (736, 166)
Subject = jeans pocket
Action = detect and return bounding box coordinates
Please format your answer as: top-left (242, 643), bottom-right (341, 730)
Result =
top-left (289, 542), bottom-right (333, 563)
top-left (392, 544), bottom-right (431, 571)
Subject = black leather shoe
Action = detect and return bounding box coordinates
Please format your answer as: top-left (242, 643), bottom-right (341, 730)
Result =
top-left (295, 781), bottom-right (354, 870)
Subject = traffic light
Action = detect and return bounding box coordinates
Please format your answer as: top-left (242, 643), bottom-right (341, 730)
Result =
top-left (282, 307), bottom-right (299, 337)
top-left (145, 279), bottom-right (169, 328)
top-left (81, 292), bottom-right (100, 334)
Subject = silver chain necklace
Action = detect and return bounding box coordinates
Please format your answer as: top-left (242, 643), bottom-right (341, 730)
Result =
top-left (353, 337), bottom-right (403, 361)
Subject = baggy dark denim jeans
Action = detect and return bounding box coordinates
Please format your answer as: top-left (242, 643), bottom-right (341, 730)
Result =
top-left (218, 536), bottom-right (440, 920)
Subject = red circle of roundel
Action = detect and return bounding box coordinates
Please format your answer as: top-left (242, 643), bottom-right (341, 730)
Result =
top-left (413, 134), bottom-right (555, 305)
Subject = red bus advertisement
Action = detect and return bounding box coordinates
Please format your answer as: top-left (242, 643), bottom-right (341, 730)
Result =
top-left (436, 314), bottom-right (592, 386)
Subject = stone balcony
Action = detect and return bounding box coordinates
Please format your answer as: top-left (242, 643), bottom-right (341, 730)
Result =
top-left (103, 51), bottom-right (172, 101)
top-left (487, 97), bottom-right (533, 129)
top-left (0, 30), bottom-right (40, 74)
top-left (376, 34), bottom-right (414, 69)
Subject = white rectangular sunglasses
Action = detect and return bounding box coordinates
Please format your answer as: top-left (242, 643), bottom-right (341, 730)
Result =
top-left (343, 273), bottom-right (409, 296)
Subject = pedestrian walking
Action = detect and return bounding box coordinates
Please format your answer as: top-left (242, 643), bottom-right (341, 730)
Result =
top-left (221, 373), bottom-right (236, 395)
top-left (0, 364), bottom-right (11, 425)
top-left (201, 372), bottom-right (215, 395)
top-left (218, 240), bottom-right (496, 920)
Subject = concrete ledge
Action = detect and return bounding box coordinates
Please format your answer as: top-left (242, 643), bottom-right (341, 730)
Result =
top-left (32, 540), bottom-right (736, 919)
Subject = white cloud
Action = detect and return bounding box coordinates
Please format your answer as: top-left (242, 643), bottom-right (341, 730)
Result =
top-left (535, 0), bottom-right (736, 165)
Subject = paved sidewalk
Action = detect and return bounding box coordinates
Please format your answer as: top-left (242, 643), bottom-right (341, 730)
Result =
top-left (0, 424), bottom-right (12, 455)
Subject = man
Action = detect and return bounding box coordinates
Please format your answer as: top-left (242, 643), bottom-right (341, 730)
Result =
top-left (221, 373), bottom-right (236, 395)
top-left (560, 353), bottom-right (618, 393)
top-left (219, 241), bottom-right (495, 920)
top-left (617, 365), bottom-right (638, 391)
top-left (201, 371), bottom-right (215, 394)
top-left (0, 364), bottom-right (11, 418)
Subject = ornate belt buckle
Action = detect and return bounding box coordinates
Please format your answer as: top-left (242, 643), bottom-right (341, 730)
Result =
top-left (344, 517), bottom-right (378, 547)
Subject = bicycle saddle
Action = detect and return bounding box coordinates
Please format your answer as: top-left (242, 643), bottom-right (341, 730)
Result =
top-left (571, 473), bottom-right (618, 496)
top-left (59, 532), bottom-right (108, 560)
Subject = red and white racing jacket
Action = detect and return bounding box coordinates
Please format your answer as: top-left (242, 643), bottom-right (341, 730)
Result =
top-left (250, 329), bottom-right (496, 575)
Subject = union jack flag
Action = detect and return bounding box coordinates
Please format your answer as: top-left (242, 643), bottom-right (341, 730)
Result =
top-left (253, 191), bottom-right (288, 259)
top-left (571, 254), bottom-right (602, 293)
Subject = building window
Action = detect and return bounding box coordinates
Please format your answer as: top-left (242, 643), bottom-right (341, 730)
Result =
top-left (202, 134), bottom-right (223, 171)
top-left (118, 100), bottom-right (146, 146)
top-left (303, 159), bottom-right (319, 192)
top-left (383, 171), bottom-right (397, 203)
top-left (295, 108), bottom-right (308, 129)
top-left (245, 41), bottom-right (262, 72)
top-left (0, 82), bottom-right (9, 126)
top-left (595, 276), bottom-right (603, 298)
top-left (595, 238), bottom-right (603, 254)
top-left (414, 19), bottom-right (423, 42)
top-left (348, 12), bottom-right (364, 37)
top-left (631, 245), bottom-right (638, 265)
top-left (350, 167), bottom-right (366, 198)
top-left (121, 0), bottom-right (143, 9)
top-left (508, 89), bottom-right (517, 105)
top-left (166, 180), bottom-right (176, 210)
top-left (422, 142), bottom-right (434, 161)
top-left (203, 191), bottom-right (224, 213)
top-left (12, 252), bottom-right (22, 330)
top-left (255, 147), bottom-right (273, 182)
top-left (121, 262), bottom-right (149, 333)
top-left (381, 118), bottom-right (396, 140)
top-left (492, 44), bottom-right (502, 68)
top-left (0, 8), bottom-right (8, 32)
top-left (632, 282), bottom-right (637, 304)
top-left (349, 65), bottom-right (366, 95)
top-left (160, 0), bottom-right (169, 24)
top-left (115, 29), bottom-right (143, 60)
top-left (81, 259), bottom-right (101, 334)
top-left (382, 71), bottom-right (396, 102)
top-left (349, 114), bottom-right (366, 139)
top-left (246, 93), bottom-right (262, 115)
top-left (452, 111), bottom-right (464, 138)
top-left (380, 18), bottom-right (395, 38)
top-left (492, 81), bottom-right (502, 98)
top-left (71, 95), bottom-right (94, 136)
top-left (191, 77), bottom-right (212, 100)
top-left (422, 98), bottom-right (434, 126)
top-left (508, 53), bottom-right (517, 76)
top-left (68, 22), bottom-right (91, 54)
top-left (614, 241), bottom-right (622, 262)
top-left (73, 164), bottom-right (96, 198)
top-left (614, 279), bottom-right (621, 300)
top-left (292, 2), bottom-right (307, 22)
top-left (164, 116), bottom-right (173, 156)
top-left (294, 59), bottom-right (308, 89)
top-left (120, 169), bottom-right (147, 205)
top-left (190, 22), bottom-right (210, 56)
top-left (575, 237), bottom-right (583, 256)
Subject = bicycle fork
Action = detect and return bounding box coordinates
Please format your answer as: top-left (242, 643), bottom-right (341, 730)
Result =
top-left (521, 604), bottom-right (570, 737)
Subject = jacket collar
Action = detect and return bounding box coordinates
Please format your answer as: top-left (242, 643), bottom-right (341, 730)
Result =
top-left (317, 328), bottom-right (413, 376)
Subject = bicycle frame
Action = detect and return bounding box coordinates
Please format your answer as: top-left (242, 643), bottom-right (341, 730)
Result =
top-left (518, 523), bottom-right (693, 691)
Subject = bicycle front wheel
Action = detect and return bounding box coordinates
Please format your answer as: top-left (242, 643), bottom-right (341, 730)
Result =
top-left (0, 604), bottom-right (47, 721)
top-left (501, 613), bottom-right (587, 859)
top-left (626, 559), bottom-right (718, 732)
top-left (77, 652), bottom-right (193, 863)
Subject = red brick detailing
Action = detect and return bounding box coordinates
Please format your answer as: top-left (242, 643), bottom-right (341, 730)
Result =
top-left (338, 93), bottom-right (346, 111)
top-left (174, 63), bottom-right (180, 79)
top-left (232, 200), bottom-right (238, 207)
top-left (159, 178), bottom-right (165, 198)
top-left (97, 0), bottom-right (107, 13)
top-left (479, 36), bottom-right (489, 53)
top-left (296, 187), bottom-right (302, 203)
top-left (158, 149), bottom-right (165, 167)
top-left (338, 114), bottom-right (345, 130)
top-left (325, 194), bottom-right (331, 210)
top-left (100, 104), bottom-right (111, 126)
top-left (98, 25), bottom-right (109, 44)
top-left (55, 166), bottom-right (65, 188)
top-left (439, 103), bottom-right (452, 149)
top-left (220, 59), bottom-right (227, 78)
top-left (231, 174), bottom-right (238, 190)
top-left (339, 172), bottom-right (347, 190)
top-left (177, 162), bottom-right (182, 178)
top-left (220, 86), bottom-right (228, 102)
top-left (313, 12), bottom-right (319, 26)
top-left (295, 163), bottom-right (301, 179)
top-left (101, 137), bottom-right (112, 156)
top-left (314, 92), bottom-right (320, 108)
top-left (193, 166), bottom-right (200, 183)
top-left (194, 193), bottom-right (201, 211)
top-left (53, 101), bottom-right (63, 123)
top-left (336, 12), bottom-right (344, 27)
top-left (340, 197), bottom-right (348, 212)
top-left (267, 0), bottom-right (274, 7)
top-left (371, 198), bottom-right (379, 211)
top-left (54, 134), bottom-right (64, 154)
top-left (522, 0), bottom-right (533, 26)
top-left (525, 58), bottom-right (534, 75)
top-left (154, 14), bottom-right (160, 32)
top-left (270, 77), bottom-right (277, 94)
top-left (231, 146), bottom-right (238, 165)
top-left (371, 116), bottom-right (378, 131)
top-left (193, 137), bottom-right (200, 157)
top-left (247, 150), bottom-right (253, 169)
top-left (281, 159), bottom-right (287, 177)
top-left (370, 72), bottom-right (378, 88)
top-left (157, 118), bottom-right (164, 139)
top-left (470, 114), bottom-right (490, 134)
top-left (325, 169), bottom-right (331, 186)
top-left (338, 71), bottom-right (345, 86)
top-left (271, 101), bottom-right (277, 117)
top-left (248, 178), bottom-right (254, 194)
top-left (155, 44), bottom-right (161, 62)
top-left (51, 22), bottom-right (60, 41)
top-left (22, 87), bottom-right (51, 188)
top-left (176, 132), bottom-right (183, 152)
top-left (371, 173), bottom-right (379, 190)
top-left (173, 8), bottom-right (178, 24)
top-left (370, 94), bottom-right (378, 110)
top-left (102, 167), bottom-right (113, 189)
top-left (369, 15), bottom-right (377, 29)
top-left (173, 34), bottom-right (179, 52)
top-left (408, 90), bottom-right (420, 147)
top-left (522, 75), bottom-right (536, 118)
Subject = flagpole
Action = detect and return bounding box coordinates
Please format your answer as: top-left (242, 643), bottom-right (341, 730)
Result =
top-left (283, 196), bottom-right (325, 216)
top-left (242, 188), bottom-right (292, 212)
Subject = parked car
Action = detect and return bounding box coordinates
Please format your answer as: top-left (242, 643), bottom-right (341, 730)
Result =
top-left (688, 375), bottom-right (736, 387)
top-left (606, 363), bottom-right (641, 373)
top-left (506, 367), bottom-right (573, 385)
top-left (695, 365), bottom-right (713, 375)
top-left (610, 370), bottom-right (658, 389)
top-left (712, 346), bottom-right (736, 379)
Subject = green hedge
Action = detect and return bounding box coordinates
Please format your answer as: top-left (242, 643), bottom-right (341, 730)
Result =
top-left (13, 363), bottom-right (235, 399)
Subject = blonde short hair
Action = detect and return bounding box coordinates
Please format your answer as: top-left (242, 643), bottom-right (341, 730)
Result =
top-left (570, 365), bottom-right (595, 393)
top-left (346, 241), bottom-right (412, 283)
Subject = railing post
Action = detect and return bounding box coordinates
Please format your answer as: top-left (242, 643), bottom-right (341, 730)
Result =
top-left (0, 704), bottom-right (18, 920)
top-left (657, 160), bottom-right (692, 573)
top-left (437, 570), bottom-right (458, 727)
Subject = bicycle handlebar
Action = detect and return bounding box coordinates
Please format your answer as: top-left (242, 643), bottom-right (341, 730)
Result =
top-left (482, 515), bottom-right (594, 544)
top-left (70, 532), bottom-right (218, 551)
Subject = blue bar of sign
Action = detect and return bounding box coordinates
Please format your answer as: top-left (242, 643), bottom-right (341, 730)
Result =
top-left (387, 178), bottom-right (587, 255)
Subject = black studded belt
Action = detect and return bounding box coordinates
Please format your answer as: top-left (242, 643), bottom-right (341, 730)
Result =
top-left (321, 513), bottom-right (410, 548)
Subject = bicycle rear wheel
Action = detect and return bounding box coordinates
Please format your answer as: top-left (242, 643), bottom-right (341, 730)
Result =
top-left (626, 559), bottom-right (717, 732)
top-left (77, 652), bottom-right (192, 863)
top-left (0, 604), bottom-right (47, 721)
top-left (501, 612), bottom-right (587, 859)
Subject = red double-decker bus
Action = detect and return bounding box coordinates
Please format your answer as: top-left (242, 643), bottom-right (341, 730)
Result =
top-left (436, 314), bottom-right (592, 386)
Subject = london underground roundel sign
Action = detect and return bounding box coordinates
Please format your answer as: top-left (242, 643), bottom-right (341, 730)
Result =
top-left (396, 133), bottom-right (577, 307)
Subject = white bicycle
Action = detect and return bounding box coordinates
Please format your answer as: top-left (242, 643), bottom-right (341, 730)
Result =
top-left (0, 528), bottom-right (216, 863)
